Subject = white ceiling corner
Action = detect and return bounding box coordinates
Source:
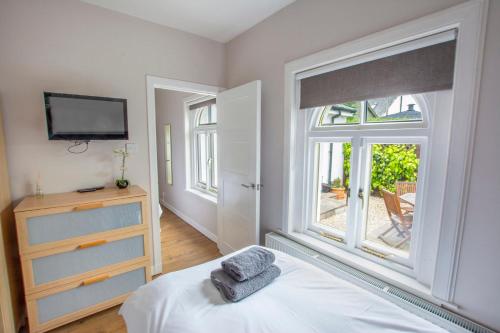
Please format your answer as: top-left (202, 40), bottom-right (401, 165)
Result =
top-left (79, 0), bottom-right (296, 43)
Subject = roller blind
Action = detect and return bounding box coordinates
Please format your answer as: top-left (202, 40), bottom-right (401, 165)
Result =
top-left (300, 34), bottom-right (456, 110)
top-left (189, 98), bottom-right (216, 110)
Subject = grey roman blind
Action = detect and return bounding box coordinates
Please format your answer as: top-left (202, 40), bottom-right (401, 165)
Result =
top-left (189, 98), bottom-right (216, 110)
top-left (300, 38), bottom-right (456, 109)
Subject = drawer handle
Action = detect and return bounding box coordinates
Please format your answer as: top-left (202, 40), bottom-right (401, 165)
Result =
top-left (77, 239), bottom-right (107, 249)
top-left (73, 202), bottom-right (104, 211)
top-left (81, 274), bottom-right (110, 286)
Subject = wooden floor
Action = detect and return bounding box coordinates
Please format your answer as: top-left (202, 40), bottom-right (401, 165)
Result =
top-left (46, 208), bottom-right (221, 333)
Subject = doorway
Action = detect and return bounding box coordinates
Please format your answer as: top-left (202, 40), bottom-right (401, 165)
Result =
top-left (145, 76), bottom-right (221, 274)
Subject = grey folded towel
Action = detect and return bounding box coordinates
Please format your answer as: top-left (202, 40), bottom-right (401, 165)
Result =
top-left (221, 247), bottom-right (275, 281)
top-left (211, 264), bottom-right (281, 302)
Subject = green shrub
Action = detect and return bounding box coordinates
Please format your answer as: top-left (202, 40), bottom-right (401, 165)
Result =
top-left (331, 177), bottom-right (342, 188)
top-left (370, 144), bottom-right (419, 193)
top-left (342, 143), bottom-right (351, 188)
top-left (343, 143), bottom-right (419, 193)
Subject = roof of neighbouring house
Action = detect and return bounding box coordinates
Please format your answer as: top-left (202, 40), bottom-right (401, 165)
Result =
top-left (382, 109), bottom-right (422, 119)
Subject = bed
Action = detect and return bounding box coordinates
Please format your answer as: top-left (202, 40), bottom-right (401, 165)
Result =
top-left (119, 246), bottom-right (448, 333)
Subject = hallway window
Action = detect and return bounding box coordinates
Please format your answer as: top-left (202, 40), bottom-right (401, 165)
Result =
top-left (188, 97), bottom-right (218, 196)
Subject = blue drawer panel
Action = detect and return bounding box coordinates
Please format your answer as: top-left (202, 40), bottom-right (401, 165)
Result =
top-left (27, 202), bottom-right (142, 245)
top-left (32, 235), bottom-right (145, 286)
top-left (37, 267), bottom-right (146, 324)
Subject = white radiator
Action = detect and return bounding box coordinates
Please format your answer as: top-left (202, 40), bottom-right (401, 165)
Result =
top-left (265, 232), bottom-right (494, 333)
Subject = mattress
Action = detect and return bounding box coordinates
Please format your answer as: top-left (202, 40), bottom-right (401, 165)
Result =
top-left (119, 246), bottom-right (448, 333)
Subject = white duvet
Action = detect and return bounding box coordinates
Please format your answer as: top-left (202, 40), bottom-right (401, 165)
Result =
top-left (120, 247), bottom-right (448, 333)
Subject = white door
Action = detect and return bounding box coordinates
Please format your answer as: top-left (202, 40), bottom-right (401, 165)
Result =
top-left (216, 81), bottom-right (261, 255)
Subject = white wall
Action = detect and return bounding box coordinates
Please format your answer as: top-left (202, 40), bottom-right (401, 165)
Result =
top-left (0, 0), bottom-right (225, 201)
top-left (226, 0), bottom-right (500, 330)
top-left (452, 1), bottom-right (500, 330)
top-left (155, 89), bottom-right (217, 239)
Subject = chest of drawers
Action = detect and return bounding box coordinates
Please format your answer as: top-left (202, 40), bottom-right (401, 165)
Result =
top-left (14, 186), bottom-right (151, 333)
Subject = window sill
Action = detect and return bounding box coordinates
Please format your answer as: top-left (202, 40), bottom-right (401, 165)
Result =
top-left (285, 231), bottom-right (446, 306)
top-left (185, 188), bottom-right (217, 205)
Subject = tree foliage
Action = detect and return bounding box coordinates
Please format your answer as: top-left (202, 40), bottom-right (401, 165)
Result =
top-left (343, 144), bottom-right (419, 193)
top-left (370, 144), bottom-right (419, 192)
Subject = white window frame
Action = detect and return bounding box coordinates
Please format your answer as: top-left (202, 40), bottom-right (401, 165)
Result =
top-left (303, 98), bottom-right (430, 275)
top-left (185, 96), bottom-right (218, 202)
top-left (282, 0), bottom-right (488, 304)
top-left (316, 98), bottom-right (426, 129)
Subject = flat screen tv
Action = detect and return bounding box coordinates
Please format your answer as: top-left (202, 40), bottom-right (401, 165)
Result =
top-left (44, 92), bottom-right (128, 140)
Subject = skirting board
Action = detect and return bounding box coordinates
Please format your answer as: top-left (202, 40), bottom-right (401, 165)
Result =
top-left (160, 200), bottom-right (217, 242)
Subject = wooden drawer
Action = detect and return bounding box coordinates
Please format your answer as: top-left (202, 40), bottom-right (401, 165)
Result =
top-left (14, 187), bottom-right (152, 332)
top-left (21, 231), bottom-right (149, 294)
top-left (27, 262), bottom-right (149, 333)
top-left (16, 197), bottom-right (146, 254)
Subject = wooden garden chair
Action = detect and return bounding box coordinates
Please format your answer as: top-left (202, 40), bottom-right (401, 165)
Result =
top-left (395, 181), bottom-right (416, 213)
top-left (378, 189), bottom-right (413, 248)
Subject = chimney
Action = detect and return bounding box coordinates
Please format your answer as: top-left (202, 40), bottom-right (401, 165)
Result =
top-left (406, 103), bottom-right (415, 112)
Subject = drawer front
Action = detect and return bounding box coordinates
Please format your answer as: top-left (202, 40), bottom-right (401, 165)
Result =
top-left (26, 202), bottom-right (142, 246)
top-left (32, 235), bottom-right (145, 287)
top-left (36, 267), bottom-right (146, 325)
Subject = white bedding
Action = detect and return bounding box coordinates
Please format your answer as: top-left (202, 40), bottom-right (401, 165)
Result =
top-left (120, 247), bottom-right (448, 333)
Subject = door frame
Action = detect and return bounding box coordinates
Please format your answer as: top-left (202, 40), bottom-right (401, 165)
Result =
top-left (145, 75), bottom-right (223, 274)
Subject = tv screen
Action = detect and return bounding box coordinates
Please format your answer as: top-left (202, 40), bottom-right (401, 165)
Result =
top-left (44, 92), bottom-right (128, 140)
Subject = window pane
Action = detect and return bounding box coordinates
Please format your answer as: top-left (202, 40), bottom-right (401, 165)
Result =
top-left (318, 102), bottom-right (361, 126)
top-left (197, 106), bottom-right (210, 125)
top-left (314, 142), bottom-right (351, 236)
top-left (197, 133), bottom-right (207, 185)
top-left (365, 95), bottom-right (422, 123)
top-left (363, 143), bottom-right (421, 258)
top-left (197, 104), bottom-right (217, 126)
top-left (210, 132), bottom-right (218, 189)
top-left (210, 104), bottom-right (217, 124)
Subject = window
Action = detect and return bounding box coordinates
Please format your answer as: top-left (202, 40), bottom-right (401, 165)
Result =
top-left (308, 97), bottom-right (427, 269)
top-left (365, 96), bottom-right (422, 123)
top-left (318, 95), bottom-right (422, 127)
top-left (288, 29), bottom-right (458, 283)
top-left (187, 98), bottom-right (218, 197)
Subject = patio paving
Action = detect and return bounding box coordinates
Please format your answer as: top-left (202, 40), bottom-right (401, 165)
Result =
top-left (318, 193), bottom-right (410, 253)
top-left (320, 194), bottom-right (346, 219)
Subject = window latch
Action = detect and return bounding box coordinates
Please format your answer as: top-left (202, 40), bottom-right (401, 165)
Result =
top-left (320, 231), bottom-right (344, 243)
top-left (361, 246), bottom-right (387, 259)
top-left (358, 188), bottom-right (364, 207)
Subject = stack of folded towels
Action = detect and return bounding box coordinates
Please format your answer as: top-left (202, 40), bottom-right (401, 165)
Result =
top-left (210, 247), bottom-right (281, 302)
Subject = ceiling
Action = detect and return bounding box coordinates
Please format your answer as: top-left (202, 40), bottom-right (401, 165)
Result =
top-left (80, 0), bottom-right (296, 43)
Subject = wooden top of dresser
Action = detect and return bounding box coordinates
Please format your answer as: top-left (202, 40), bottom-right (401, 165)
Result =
top-left (14, 185), bottom-right (147, 213)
